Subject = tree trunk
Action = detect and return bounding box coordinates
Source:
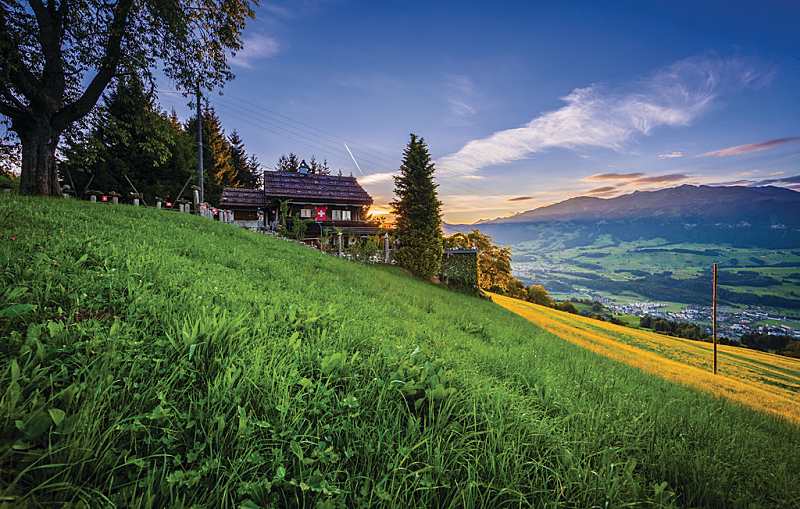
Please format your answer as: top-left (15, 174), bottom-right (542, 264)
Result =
top-left (19, 127), bottom-right (62, 196)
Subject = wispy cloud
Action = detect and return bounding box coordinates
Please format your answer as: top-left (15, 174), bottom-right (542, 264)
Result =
top-left (586, 186), bottom-right (618, 195)
top-left (230, 34), bottom-right (280, 69)
top-left (633, 173), bottom-right (692, 184)
top-left (701, 137), bottom-right (800, 158)
top-left (444, 74), bottom-right (477, 124)
top-left (657, 151), bottom-right (685, 159)
top-left (508, 196), bottom-right (535, 202)
top-left (583, 172), bottom-right (645, 181)
top-left (358, 172), bottom-right (395, 185)
top-left (437, 55), bottom-right (766, 176)
top-left (751, 174), bottom-right (800, 186)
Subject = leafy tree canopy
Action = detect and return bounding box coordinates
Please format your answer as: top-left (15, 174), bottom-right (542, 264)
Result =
top-left (0, 0), bottom-right (256, 196)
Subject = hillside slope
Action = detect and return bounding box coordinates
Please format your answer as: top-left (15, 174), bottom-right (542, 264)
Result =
top-left (1, 197), bottom-right (799, 508)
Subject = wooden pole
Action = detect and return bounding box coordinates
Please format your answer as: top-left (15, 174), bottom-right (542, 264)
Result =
top-left (712, 263), bottom-right (718, 374)
top-left (196, 86), bottom-right (204, 204)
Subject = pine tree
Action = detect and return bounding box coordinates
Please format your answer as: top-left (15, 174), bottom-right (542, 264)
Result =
top-left (308, 155), bottom-right (332, 175)
top-left (229, 130), bottom-right (261, 188)
top-left (276, 153), bottom-right (300, 172)
top-left (391, 134), bottom-right (443, 279)
top-left (59, 76), bottom-right (194, 203)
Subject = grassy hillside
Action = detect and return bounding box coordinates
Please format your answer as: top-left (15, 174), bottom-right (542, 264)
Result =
top-left (1, 196), bottom-right (799, 508)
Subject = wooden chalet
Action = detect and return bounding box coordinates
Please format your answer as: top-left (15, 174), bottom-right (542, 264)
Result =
top-left (220, 169), bottom-right (381, 244)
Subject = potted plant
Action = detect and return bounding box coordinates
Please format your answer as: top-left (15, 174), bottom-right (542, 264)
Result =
top-left (107, 191), bottom-right (121, 204)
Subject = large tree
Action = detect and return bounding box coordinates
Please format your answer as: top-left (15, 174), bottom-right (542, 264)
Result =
top-left (445, 229), bottom-right (526, 297)
top-left (391, 133), bottom-right (443, 279)
top-left (0, 0), bottom-right (255, 196)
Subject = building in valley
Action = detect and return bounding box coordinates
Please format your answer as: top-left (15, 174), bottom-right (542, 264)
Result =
top-left (220, 169), bottom-right (382, 246)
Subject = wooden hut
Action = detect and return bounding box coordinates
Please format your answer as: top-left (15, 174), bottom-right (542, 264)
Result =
top-left (220, 170), bottom-right (380, 244)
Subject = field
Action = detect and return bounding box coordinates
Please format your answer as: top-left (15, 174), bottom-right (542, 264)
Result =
top-left (511, 237), bottom-right (800, 323)
top-left (2, 196), bottom-right (800, 507)
top-left (493, 294), bottom-right (800, 422)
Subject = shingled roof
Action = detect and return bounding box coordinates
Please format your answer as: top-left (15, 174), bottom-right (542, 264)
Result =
top-left (219, 188), bottom-right (265, 208)
top-left (220, 171), bottom-right (373, 208)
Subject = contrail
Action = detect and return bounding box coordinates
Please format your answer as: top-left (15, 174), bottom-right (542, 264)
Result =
top-left (344, 143), bottom-right (364, 176)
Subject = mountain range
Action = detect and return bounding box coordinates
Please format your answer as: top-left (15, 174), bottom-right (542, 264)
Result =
top-left (446, 184), bottom-right (800, 248)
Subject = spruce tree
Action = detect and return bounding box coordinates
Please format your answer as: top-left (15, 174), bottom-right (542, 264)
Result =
top-left (59, 77), bottom-right (194, 203)
top-left (391, 134), bottom-right (443, 279)
top-left (229, 130), bottom-right (261, 188)
top-left (185, 107), bottom-right (234, 205)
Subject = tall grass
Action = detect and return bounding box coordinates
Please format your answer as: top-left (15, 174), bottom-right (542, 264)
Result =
top-left (1, 196), bottom-right (799, 508)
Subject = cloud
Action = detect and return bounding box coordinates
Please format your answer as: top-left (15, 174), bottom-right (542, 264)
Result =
top-left (701, 137), bottom-right (800, 157)
top-left (445, 74), bottom-right (477, 123)
top-left (586, 186), bottom-right (618, 195)
top-left (658, 151), bottom-right (685, 159)
top-left (358, 172), bottom-right (396, 185)
top-left (437, 55), bottom-right (765, 176)
top-left (508, 196), bottom-right (535, 202)
top-left (633, 173), bottom-right (692, 184)
top-left (583, 172), bottom-right (645, 181)
top-left (230, 34), bottom-right (280, 69)
top-left (751, 174), bottom-right (800, 186)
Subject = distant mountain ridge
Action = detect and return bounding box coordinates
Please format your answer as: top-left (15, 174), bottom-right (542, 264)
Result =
top-left (480, 184), bottom-right (800, 225)
top-left (445, 184), bottom-right (800, 249)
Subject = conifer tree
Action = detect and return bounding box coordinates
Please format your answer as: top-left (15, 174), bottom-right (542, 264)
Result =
top-left (276, 153), bottom-right (300, 172)
top-left (185, 107), bottom-right (234, 204)
top-left (59, 76), bottom-right (194, 203)
top-left (229, 130), bottom-right (261, 188)
top-left (391, 134), bottom-right (443, 279)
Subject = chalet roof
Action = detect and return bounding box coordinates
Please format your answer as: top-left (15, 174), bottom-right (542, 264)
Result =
top-left (264, 171), bottom-right (373, 205)
top-left (220, 171), bottom-right (373, 208)
top-left (219, 188), bottom-right (265, 208)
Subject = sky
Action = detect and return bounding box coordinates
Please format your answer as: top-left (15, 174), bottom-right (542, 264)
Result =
top-left (159, 0), bottom-right (800, 224)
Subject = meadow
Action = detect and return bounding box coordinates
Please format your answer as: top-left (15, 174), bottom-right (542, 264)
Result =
top-left (511, 237), bottom-right (800, 317)
top-left (1, 196), bottom-right (799, 507)
top-left (493, 294), bottom-right (800, 422)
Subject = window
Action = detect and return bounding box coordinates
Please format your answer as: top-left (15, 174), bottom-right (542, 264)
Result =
top-left (300, 208), bottom-right (313, 218)
top-left (332, 209), bottom-right (351, 221)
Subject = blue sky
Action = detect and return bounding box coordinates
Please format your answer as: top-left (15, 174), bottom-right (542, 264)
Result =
top-left (160, 0), bottom-right (800, 223)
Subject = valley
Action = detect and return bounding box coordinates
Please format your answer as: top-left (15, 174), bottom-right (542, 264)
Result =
top-left (447, 184), bottom-right (800, 340)
top-left (509, 238), bottom-right (800, 338)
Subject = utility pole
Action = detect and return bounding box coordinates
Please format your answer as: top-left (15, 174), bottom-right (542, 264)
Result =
top-left (712, 263), bottom-right (718, 374)
top-left (195, 86), bottom-right (204, 204)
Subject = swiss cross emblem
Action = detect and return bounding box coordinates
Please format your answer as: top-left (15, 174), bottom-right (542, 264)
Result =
top-left (315, 207), bottom-right (327, 220)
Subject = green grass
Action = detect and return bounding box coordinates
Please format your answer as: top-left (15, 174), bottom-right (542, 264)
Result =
top-left (1, 196), bottom-right (799, 508)
top-left (513, 238), bottom-right (800, 316)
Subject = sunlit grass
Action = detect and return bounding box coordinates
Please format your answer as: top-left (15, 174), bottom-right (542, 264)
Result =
top-left (493, 294), bottom-right (800, 422)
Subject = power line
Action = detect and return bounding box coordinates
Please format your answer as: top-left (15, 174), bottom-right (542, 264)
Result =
top-left (157, 88), bottom-right (497, 200)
